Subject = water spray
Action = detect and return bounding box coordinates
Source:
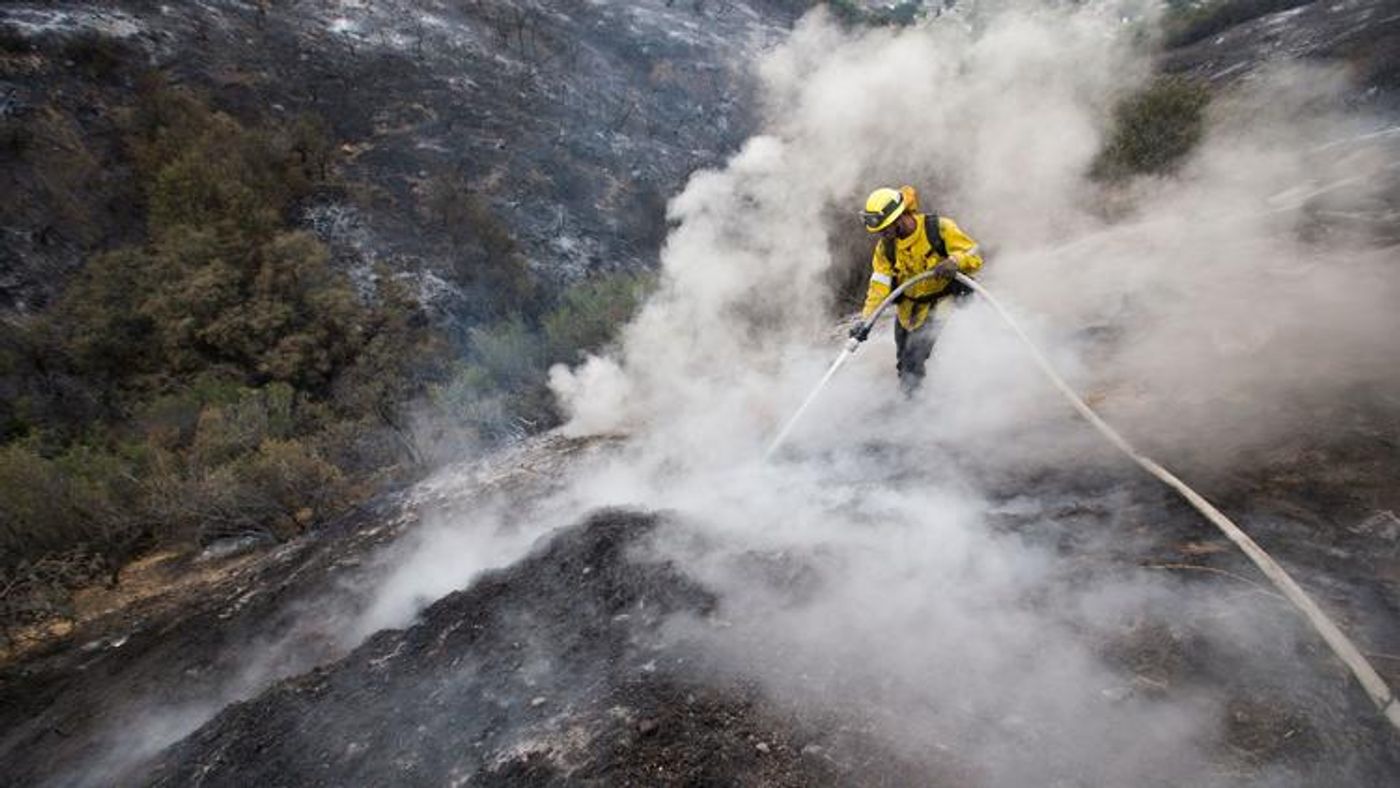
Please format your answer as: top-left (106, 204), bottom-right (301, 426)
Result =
top-left (767, 272), bottom-right (1400, 731)
top-left (764, 269), bottom-right (946, 461)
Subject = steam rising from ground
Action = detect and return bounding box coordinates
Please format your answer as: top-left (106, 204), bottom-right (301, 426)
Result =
top-left (46, 4), bottom-right (1399, 785)
top-left (552, 5), bottom-right (1400, 468)
top-left (75, 3), bottom-right (1387, 784)
top-left (540, 2), bottom-right (1399, 784)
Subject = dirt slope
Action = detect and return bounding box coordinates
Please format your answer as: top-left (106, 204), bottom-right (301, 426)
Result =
top-left (140, 509), bottom-right (933, 787)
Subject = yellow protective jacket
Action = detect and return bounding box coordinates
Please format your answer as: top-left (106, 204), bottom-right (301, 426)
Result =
top-left (860, 214), bottom-right (983, 331)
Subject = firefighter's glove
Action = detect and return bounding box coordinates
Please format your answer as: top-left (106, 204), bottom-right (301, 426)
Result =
top-left (848, 321), bottom-right (871, 343)
top-left (932, 258), bottom-right (959, 281)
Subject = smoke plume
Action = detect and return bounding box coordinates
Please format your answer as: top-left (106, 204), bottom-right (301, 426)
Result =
top-left (541, 2), bottom-right (1400, 783)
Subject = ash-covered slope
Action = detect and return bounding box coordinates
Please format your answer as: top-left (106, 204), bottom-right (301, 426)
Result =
top-left (0, 0), bottom-right (797, 311)
top-left (133, 449), bottom-right (1400, 787)
top-left (1162, 0), bottom-right (1400, 99)
top-left (6, 3), bottom-right (1400, 786)
top-left (0, 435), bottom-right (614, 787)
top-left (141, 509), bottom-right (925, 787)
top-left (0, 489), bottom-right (412, 788)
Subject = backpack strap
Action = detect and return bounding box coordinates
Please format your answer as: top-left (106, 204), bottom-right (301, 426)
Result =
top-left (923, 213), bottom-right (949, 259)
top-left (887, 213), bottom-right (967, 306)
top-left (922, 213), bottom-right (971, 297)
top-left (879, 212), bottom-right (951, 302)
top-left (880, 212), bottom-right (946, 268)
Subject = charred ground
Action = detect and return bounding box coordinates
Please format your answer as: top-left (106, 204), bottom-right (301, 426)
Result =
top-left (2, 424), bottom-right (1399, 785)
top-left (141, 509), bottom-right (935, 787)
top-left (3, 2), bottom-right (1400, 786)
top-left (1, 0), bottom-right (799, 313)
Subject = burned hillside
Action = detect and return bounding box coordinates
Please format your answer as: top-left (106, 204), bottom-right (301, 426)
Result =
top-left (2, 0), bottom-right (799, 312)
top-left (4, 1), bottom-right (1400, 787)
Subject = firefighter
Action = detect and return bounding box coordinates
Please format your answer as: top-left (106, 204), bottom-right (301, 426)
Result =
top-left (851, 186), bottom-right (983, 394)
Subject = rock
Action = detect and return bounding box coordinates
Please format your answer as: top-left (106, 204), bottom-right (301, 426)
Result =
top-left (197, 534), bottom-right (274, 563)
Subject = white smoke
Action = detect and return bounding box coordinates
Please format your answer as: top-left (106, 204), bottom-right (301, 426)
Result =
top-left (540, 2), bottom-right (1399, 783)
top-left (546, 4), bottom-right (1147, 469)
top-left (552, 6), bottom-right (1399, 471)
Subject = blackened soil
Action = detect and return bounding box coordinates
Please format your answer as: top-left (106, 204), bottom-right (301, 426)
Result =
top-left (0, 491), bottom-right (413, 787)
top-left (142, 509), bottom-right (931, 787)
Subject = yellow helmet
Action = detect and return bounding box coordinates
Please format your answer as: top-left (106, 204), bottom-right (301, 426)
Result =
top-left (861, 187), bottom-right (906, 233)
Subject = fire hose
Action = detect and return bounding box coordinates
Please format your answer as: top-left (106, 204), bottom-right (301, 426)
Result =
top-left (767, 269), bottom-right (1400, 731)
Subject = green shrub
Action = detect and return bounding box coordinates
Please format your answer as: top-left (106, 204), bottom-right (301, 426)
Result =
top-left (55, 248), bottom-right (158, 381)
top-left (123, 74), bottom-right (219, 179)
top-left (146, 114), bottom-right (286, 241)
top-left (0, 74), bottom-right (519, 631)
top-left (428, 315), bottom-right (560, 444)
top-left (136, 375), bottom-right (248, 450)
top-left (543, 271), bottom-right (653, 364)
top-left (2, 107), bottom-right (105, 244)
top-left (824, 0), bottom-right (866, 25)
top-left (0, 448), bottom-right (107, 636)
top-left (0, 316), bottom-right (110, 448)
top-left (429, 363), bottom-right (495, 422)
top-left (467, 317), bottom-right (547, 391)
top-left (428, 362), bottom-right (546, 444)
top-left (0, 443), bottom-right (82, 562)
top-left (98, 228), bottom-right (364, 391)
top-left (137, 434), bottom-right (347, 546)
top-left (53, 443), bottom-right (143, 550)
top-left (261, 381), bottom-right (299, 439)
top-left (192, 404), bottom-right (261, 469)
top-left (420, 175), bottom-right (517, 258)
top-left (325, 269), bottom-right (451, 466)
top-left (236, 438), bottom-right (345, 536)
top-left (1091, 76), bottom-right (1210, 181)
top-left (124, 76), bottom-right (329, 239)
top-left (422, 270), bottom-right (653, 445)
top-left (53, 87), bottom-right (349, 396)
top-left (143, 459), bottom-right (253, 545)
top-left (823, 0), bottom-right (922, 27)
top-left (0, 77), bottom-right (416, 639)
top-left (309, 415), bottom-right (411, 479)
top-left (282, 112), bottom-right (334, 186)
top-left (0, 442), bottom-right (142, 575)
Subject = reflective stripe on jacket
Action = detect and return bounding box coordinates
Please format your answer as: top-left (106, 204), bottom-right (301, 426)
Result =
top-left (860, 214), bottom-right (983, 330)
